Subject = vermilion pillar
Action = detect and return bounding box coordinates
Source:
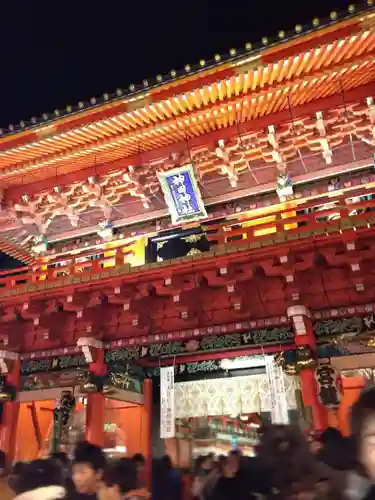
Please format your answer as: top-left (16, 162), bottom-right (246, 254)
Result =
top-left (84, 346), bottom-right (106, 447)
top-left (0, 358), bottom-right (21, 467)
top-left (143, 378), bottom-right (153, 489)
top-left (287, 306), bottom-right (327, 431)
top-left (85, 393), bottom-right (105, 447)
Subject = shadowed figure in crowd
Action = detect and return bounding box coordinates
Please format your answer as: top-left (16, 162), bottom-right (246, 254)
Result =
top-left (350, 387), bottom-right (375, 500)
top-left (252, 424), bottom-right (344, 500)
top-left (11, 459), bottom-right (65, 500)
top-left (152, 455), bottom-right (182, 500)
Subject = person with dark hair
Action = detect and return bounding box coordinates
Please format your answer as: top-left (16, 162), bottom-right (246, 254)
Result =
top-left (131, 454), bottom-right (146, 488)
top-left (99, 459), bottom-right (149, 500)
top-left (350, 387), bottom-right (375, 500)
top-left (0, 449), bottom-right (15, 500)
top-left (316, 427), bottom-right (355, 471)
top-left (254, 424), bottom-right (344, 500)
top-left (192, 455), bottom-right (215, 500)
top-left (211, 454), bottom-right (249, 500)
top-left (152, 456), bottom-right (183, 500)
top-left (72, 441), bottom-right (106, 500)
top-left (12, 459), bottom-right (65, 500)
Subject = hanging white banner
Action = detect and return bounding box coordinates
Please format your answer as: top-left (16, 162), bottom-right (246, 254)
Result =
top-left (160, 366), bottom-right (175, 439)
top-left (265, 355), bottom-right (289, 424)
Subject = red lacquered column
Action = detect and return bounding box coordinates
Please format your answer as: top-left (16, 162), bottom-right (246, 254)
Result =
top-left (287, 306), bottom-right (328, 431)
top-left (85, 347), bottom-right (105, 447)
top-left (0, 358), bottom-right (21, 467)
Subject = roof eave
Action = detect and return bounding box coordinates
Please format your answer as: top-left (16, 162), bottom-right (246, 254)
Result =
top-left (0, 5), bottom-right (372, 147)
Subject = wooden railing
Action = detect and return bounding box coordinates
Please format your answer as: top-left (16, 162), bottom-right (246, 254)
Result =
top-left (0, 244), bottom-right (134, 291)
top-left (204, 197), bottom-right (375, 245)
top-left (0, 193), bottom-right (374, 293)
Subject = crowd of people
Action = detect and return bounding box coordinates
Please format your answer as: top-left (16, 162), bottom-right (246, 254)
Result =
top-left (0, 386), bottom-right (375, 500)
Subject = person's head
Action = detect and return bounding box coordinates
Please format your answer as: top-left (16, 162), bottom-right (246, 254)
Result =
top-left (132, 453), bottom-right (146, 476)
top-left (73, 441), bottom-right (106, 494)
top-left (227, 449), bottom-right (242, 473)
top-left (221, 457), bottom-right (237, 478)
top-left (216, 455), bottom-right (227, 475)
top-left (351, 387), bottom-right (375, 481)
top-left (99, 460), bottom-right (137, 500)
top-left (200, 454), bottom-right (213, 471)
top-left (256, 424), bottom-right (337, 498)
top-left (12, 459), bottom-right (65, 495)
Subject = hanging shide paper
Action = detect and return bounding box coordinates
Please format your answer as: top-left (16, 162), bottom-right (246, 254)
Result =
top-left (160, 366), bottom-right (175, 438)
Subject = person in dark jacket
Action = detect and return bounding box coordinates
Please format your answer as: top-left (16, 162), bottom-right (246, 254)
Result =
top-left (211, 455), bottom-right (248, 500)
top-left (12, 459), bottom-right (66, 500)
top-left (350, 387), bottom-right (375, 500)
top-left (316, 427), bottom-right (355, 471)
top-left (152, 456), bottom-right (182, 500)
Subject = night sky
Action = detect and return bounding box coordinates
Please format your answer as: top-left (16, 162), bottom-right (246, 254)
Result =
top-left (0, 0), bottom-right (356, 128)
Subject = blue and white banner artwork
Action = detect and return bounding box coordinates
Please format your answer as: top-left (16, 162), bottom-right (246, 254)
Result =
top-left (158, 164), bottom-right (207, 224)
top-left (160, 366), bottom-right (175, 439)
top-left (265, 355), bottom-right (289, 424)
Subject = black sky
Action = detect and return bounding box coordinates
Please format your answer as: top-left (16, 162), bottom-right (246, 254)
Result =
top-left (0, 0), bottom-right (355, 128)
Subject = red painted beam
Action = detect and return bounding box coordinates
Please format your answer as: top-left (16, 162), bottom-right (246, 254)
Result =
top-left (4, 81), bottom-right (374, 201)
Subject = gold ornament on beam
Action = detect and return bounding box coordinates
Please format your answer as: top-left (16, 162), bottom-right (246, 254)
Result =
top-left (187, 248), bottom-right (202, 256)
top-left (182, 233), bottom-right (204, 244)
